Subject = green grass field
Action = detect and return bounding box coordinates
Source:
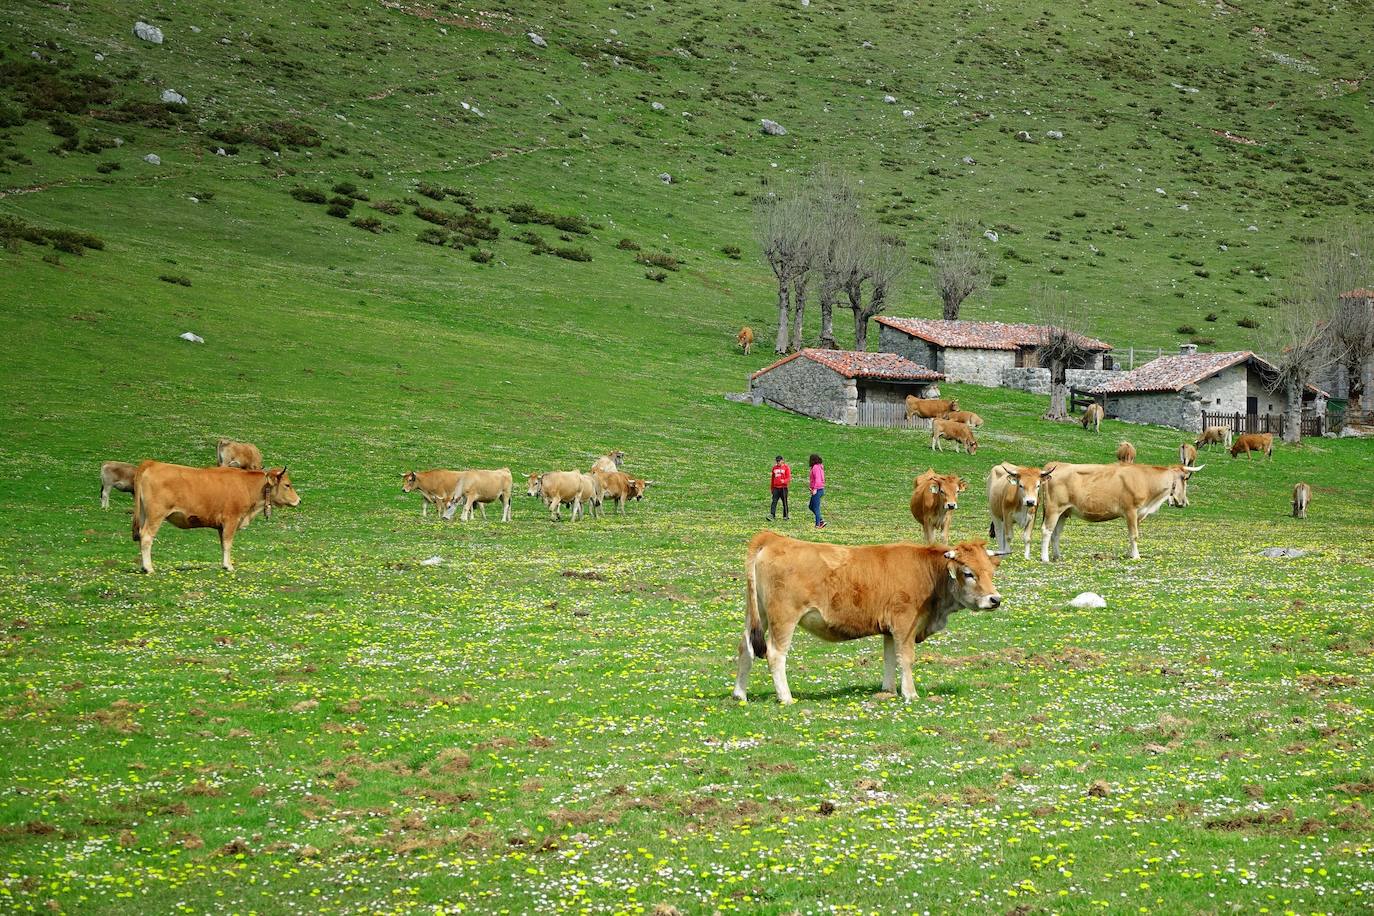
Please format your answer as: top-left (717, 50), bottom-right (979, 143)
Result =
top-left (3, 0), bottom-right (1374, 912)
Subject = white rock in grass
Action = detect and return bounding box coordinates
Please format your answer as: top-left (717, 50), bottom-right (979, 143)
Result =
top-left (179, 331), bottom-right (204, 343)
top-left (1068, 592), bottom-right (1106, 609)
top-left (133, 21), bottom-right (164, 43)
top-left (161, 89), bottom-right (188, 105)
top-left (983, 229), bottom-right (998, 242)
top-left (1259, 547), bottom-right (1306, 559)
top-left (882, 94), bottom-right (896, 103)
top-left (420, 555), bottom-right (445, 566)
top-left (1045, 129), bottom-right (1063, 139)
top-left (651, 101), bottom-right (665, 111)
top-left (527, 32), bottom-right (547, 48)
top-left (143, 153), bottom-right (161, 165)
top-left (760, 119), bottom-right (787, 136)
top-left (902, 109), bottom-right (914, 117)
top-left (657, 172), bottom-right (672, 184)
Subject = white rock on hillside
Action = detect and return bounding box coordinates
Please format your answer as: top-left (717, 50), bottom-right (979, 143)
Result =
top-left (143, 153), bottom-right (161, 165)
top-left (161, 89), bottom-right (188, 105)
top-left (528, 32), bottom-right (547, 47)
top-left (760, 119), bottom-right (787, 136)
top-left (179, 331), bottom-right (204, 343)
top-left (133, 21), bottom-right (164, 43)
top-left (1067, 592), bottom-right (1106, 609)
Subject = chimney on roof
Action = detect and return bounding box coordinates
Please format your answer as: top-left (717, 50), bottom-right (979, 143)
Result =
top-left (1179, 343), bottom-right (1198, 356)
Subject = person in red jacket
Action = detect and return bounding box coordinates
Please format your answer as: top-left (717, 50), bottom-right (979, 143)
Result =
top-left (769, 455), bottom-right (791, 521)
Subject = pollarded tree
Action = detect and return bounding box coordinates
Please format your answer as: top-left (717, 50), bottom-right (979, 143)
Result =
top-left (1036, 287), bottom-right (1097, 421)
top-left (754, 192), bottom-right (815, 354)
top-left (844, 230), bottom-right (907, 351)
top-left (805, 167), bottom-right (863, 349)
top-left (932, 219), bottom-right (989, 321)
top-left (1325, 226), bottom-right (1374, 414)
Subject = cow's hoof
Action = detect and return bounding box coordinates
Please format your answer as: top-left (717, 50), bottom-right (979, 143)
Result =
top-left (777, 696), bottom-right (797, 706)
top-left (731, 690), bottom-right (747, 703)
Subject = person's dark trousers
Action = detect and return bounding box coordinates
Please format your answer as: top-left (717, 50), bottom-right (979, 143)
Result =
top-left (809, 488), bottom-right (824, 526)
top-left (770, 487), bottom-right (789, 519)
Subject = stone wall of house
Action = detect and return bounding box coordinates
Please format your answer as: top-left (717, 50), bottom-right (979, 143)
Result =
top-left (1001, 367), bottom-right (1121, 395)
top-left (1244, 371), bottom-right (1282, 416)
top-left (1194, 364), bottom-right (1248, 414)
top-left (877, 327), bottom-right (937, 369)
top-left (1103, 385), bottom-right (1204, 432)
top-left (940, 347), bottom-right (1016, 387)
top-left (859, 380), bottom-right (939, 405)
top-left (749, 358), bottom-right (853, 423)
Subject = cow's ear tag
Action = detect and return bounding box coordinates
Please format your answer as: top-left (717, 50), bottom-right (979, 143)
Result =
top-left (930, 484), bottom-right (940, 494)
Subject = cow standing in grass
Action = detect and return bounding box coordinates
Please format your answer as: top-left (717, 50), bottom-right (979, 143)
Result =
top-left (1292, 482), bottom-right (1312, 518)
top-left (737, 326), bottom-right (754, 354)
top-left (910, 469), bottom-right (966, 543)
top-left (1179, 443), bottom-right (1198, 466)
top-left (527, 471), bottom-right (583, 521)
top-left (216, 438), bottom-right (264, 470)
top-left (1080, 403), bottom-right (1104, 432)
top-left (402, 469), bottom-right (461, 518)
top-left (441, 468), bottom-right (514, 522)
top-left (1116, 441), bottom-right (1136, 463)
top-left (906, 397), bottom-right (958, 422)
top-left (987, 463), bottom-right (1051, 560)
top-left (931, 418), bottom-right (978, 454)
top-left (1230, 433), bottom-right (1273, 460)
top-left (733, 532), bottom-right (1005, 704)
top-left (100, 461), bottom-right (137, 509)
top-left (1039, 462), bottom-right (1202, 561)
top-left (1197, 426), bottom-right (1233, 450)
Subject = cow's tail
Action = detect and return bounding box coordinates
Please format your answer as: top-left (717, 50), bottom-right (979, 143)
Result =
top-left (131, 474), bottom-right (146, 542)
top-left (745, 544), bottom-right (767, 659)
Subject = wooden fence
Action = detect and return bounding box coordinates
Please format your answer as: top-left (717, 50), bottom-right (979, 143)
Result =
top-left (1202, 410), bottom-right (1326, 439)
top-left (853, 402), bottom-right (934, 429)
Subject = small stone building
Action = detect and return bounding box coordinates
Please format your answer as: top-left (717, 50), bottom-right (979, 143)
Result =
top-left (1090, 344), bottom-right (1328, 433)
top-left (1314, 288), bottom-right (1374, 405)
top-left (876, 317), bottom-right (1114, 389)
top-left (749, 348), bottom-right (944, 424)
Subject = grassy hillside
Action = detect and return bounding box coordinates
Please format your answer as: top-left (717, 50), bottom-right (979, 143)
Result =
top-left (2, 1), bottom-right (1374, 913)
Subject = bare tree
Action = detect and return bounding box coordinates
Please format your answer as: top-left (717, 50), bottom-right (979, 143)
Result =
top-left (932, 219), bottom-right (990, 321)
top-left (754, 192), bottom-right (814, 353)
top-left (1035, 287), bottom-right (1097, 421)
top-left (844, 231), bottom-right (906, 350)
top-left (1326, 226), bottom-right (1374, 414)
top-left (806, 167), bottom-right (863, 349)
top-left (1268, 228), bottom-right (1361, 442)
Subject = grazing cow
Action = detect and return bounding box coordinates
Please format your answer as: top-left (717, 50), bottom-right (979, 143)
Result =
top-left (931, 418), bottom-right (978, 454)
top-left (906, 396), bottom-right (958, 421)
top-left (593, 468), bottom-right (635, 513)
top-left (590, 451), bottom-right (625, 474)
top-left (216, 438), bottom-right (264, 470)
top-left (527, 471), bottom-right (584, 521)
top-left (1116, 441), bottom-right (1136, 464)
top-left (1179, 442), bottom-right (1198, 466)
top-left (402, 469), bottom-right (461, 518)
top-left (941, 410), bottom-right (984, 428)
top-left (131, 461), bottom-right (299, 574)
top-left (1230, 433), bottom-right (1273, 460)
top-left (441, 468), bottom-right (513, 522)
top-left (1197, 426), bottom-right (1234, 450)
top-left (987, 463), bottom-right (1052, 560)
top-left (576, 473), bottom-right (604, 520)
top-left (1039, 462), bottom-right (1202, 561)
top-left (909, 469), bottom-right (967, 544)
top-left (737, 326), bottom-right (754, 355)
top-left (733, 532), bottom-right (1005, 704)
top-left (100, 461), bottom-right (137, 509)
top-left (1292, 482), bottom-right (1312, 519)
top-left (1080, 403), bottom-right (1104, 432)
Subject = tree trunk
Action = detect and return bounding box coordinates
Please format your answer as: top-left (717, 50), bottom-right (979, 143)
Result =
top-left (941, 291), bottom-right (962, 322)
top-left (818, 286), bottom-right (837, 349)
top-left (1043, 359), bottom-right (1069, 420)
top-left (774, 280), bottom-right (791, 354)
top-left (790, 274), bottom-right (809, 352)
top-left (853, 309), bottom-right (869, 351)
top-left (1282, 380), bottom-right (1304, 444)
top-left (1346, 358), bottom-right (1365, 414)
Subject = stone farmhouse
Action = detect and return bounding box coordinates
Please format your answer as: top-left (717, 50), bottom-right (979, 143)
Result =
top-left (876, 317), bottom-right (1116, 393)
top-left (1314, 288), bottom-right (1374, 407)
top-left (749, 348), bottom-right (943, 425)
top-left (1090, 344), bottom-right (1328, 433)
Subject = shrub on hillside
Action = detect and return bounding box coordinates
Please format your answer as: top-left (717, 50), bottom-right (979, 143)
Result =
top-left (636, 251), bottom-right (679, 271)
top-left (721, 244), bottom-right (741, 259)
top-left (158, 273), bottom-right (192, 286)
top-left (417, 226), bottom-right (449, 245)
top-left (1176, 325), bottom-right (1197, 335)
top-left (291, 187), bottom-right (327, 204)
top-left (1237, 316), bottom-right (1260, 329)
top-left (1191, 336), bottom-right (1216, 346)
top-left (371, 200), bottom-right (402, 215)
top-left (1205, 312), bottom-right (1219, 322)
top-left (554, 246), bottom-right (591, 262)
top-left (416, 182), bottom-right (446, 201)
top-left (616, 238), bottom-right (640, 251)
top-left (470, 249), bottom-right (494, 264)
top-left (96, 161), bottom-right (120, 174)
top-left (503, 203), bottom-right (590, 234)
top-left (645, 270), bottom-right (667, 282)
top-left (328, 195), bottom-right (355, 210)
top-left (326, 203), bottom-right (351, 218)
top-left (350, 216), bottom-right (385, 233)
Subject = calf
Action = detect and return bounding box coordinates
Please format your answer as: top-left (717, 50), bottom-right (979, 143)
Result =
top-left (906, 396), bottom-right (958, 421)
top-left (734, 532), bottom-right (1005, 704)
top-left (100, 460), bottom-right (137, 509)
top-left (527, 471), bottom-right (584, 521)
top-left (402, 469), bottom-right (461, 517)
top-left (442, 468), bottom-right (513, 522)
top-left (1230, 432), bottom-right (1273, 460)
top-left (216, 438), bottom-right (264, 470)
top-left (1080, 403), bottom-right (1104, 432)
top-left (909, 469), bottom-right (966, 543)
top-left (1179, 442), bottom-right (1198, 467)
top-left (132, 461), bottom-right (299, 573)
top-left (1197, 426), bottom-right (1233, 450)
top-left (987, 463), bottom-right (1052, 560)
top-left (1292, 482), bottom-right (1312, 519)
top-left (931, 418), bottom-right (978, 454)
top-left (737, 326), bottom-right (754, 355)
top-left (941, 410), bottom-right (984, 428)
top-left (1116, 441), bottom-right (1136, 464)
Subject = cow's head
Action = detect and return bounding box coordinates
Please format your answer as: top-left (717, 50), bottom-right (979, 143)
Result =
top-left (608, 450), bottom-right (625, 469)
top-left (919, 470), bottom-right (966, 512)
top-left (947, 400), bottom-right (959, 413)
top-left (401, 471), bottom-right (419, 493)
top-left (263, 467), bottom-right (300, 516)
top-left (1170, 464), bottom-right (1204, 507)
top-left (1000, 463), bottom-right (1049, 509)
top-left (629, 478), bottom-right (649, 500)
top-left (526, 473), bottom-right (543, 497)
top-left (942, 541), bottom-right (1004, 610)
top-left (216, 437), bottom-right (231, 465)
top-left (966, 434), bottom-right (979, 455)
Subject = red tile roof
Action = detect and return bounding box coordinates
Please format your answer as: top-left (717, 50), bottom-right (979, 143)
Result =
top-left (1339, 288), bottom-right (1374, 299)
top-left (1091, 350), bottom-right (1328, 397)
top-left (751, 348), bottom-right (944, 382)
top-left (876, 316), bottom-right (1113, 352)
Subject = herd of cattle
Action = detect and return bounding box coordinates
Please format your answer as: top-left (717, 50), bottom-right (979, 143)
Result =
top-left (733, 408), bottom-right (1316, 704)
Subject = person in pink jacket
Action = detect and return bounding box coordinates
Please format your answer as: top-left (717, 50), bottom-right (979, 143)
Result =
top-left (807, 453), bottom-right (825, 529)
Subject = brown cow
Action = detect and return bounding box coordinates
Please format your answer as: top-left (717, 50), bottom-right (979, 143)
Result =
top-left (576, 473), bottom-right (604, 520)
top-left (100, 461), bottom-right (137, 509)
top-left (1197, 426), bottom-right (1233, 450)
top-left (1039, 462), bottom-right (1202, 561)
top-left (402, 469), bottom-right (461, 518)
top-left (628, 478), bottom-right (649, 501)
top-left (733, 532), bottom-right (1005, 704)
top-left (737, 326), bottom-right (754, 355)
top-left (941, 410), bottom-right (984, 428)
top-left (931, 418), bottom-right (978, 454)
top-left (1230, 433), bottom-right (1273, 460)
top-left (906, 396), bottom-right (958, 421)
top-left (527, 471), bottom-right (584, 521)
top-left (441, 468), bottom-right (513, 522)
top-left (1179, 442), bottom-right (1198, 466)
top-left (131, 461), bottom-right (299, 574)
top-left (590, 451), bottom-right (625, 474)
top-left (1116, 441), bottom-right (1136, 464)
top-left (1080, 403), bottom-right (1104, 432)
top-left (987, 463), bottom-right (1052, 560)
top-left (909, 469), bottom-right (967, 543)
top-left (594, 468), bottom-right (635, 513)
top-left (216, 438), bottom-right (263, 470)
top-left (1292, 482), bottom-right (1312, 519)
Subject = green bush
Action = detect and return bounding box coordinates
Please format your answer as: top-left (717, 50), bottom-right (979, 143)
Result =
top-left (636, 251), bottom-right (679, 271)
top-left (371, 200), bottom-right (402, 215)
top-left (722, 244), bottom-right (741, 259)
top-left (470, 249), bottom-right (494, 264)
top-left (554, 246), bottom-right (592, 262)
top-left (1237, 316), bottom-right (1260, 329)
top-left (158, 273), bottom-right (192, 286)
top-left (95, 161), bottom-right (120, 174)
top-left (1176, 325), bottom-right (1197, 335)
top-left (1191, 336), bottom-right (1217, 346)
top-left (326, 203), bottom-right (351, 218)
top-left (616, 238), bottom-right (641, 251)
top-left (1205, 312), bottom-right (1219, 322)
top-left (645, 270), bottom-right (667, 282)
top-left (350, 216), bottom-right (384, 233)
top-left (290, 187), bottom-right (327, 204)
top-left (327, 195), bottom-right (355, 210)
top-left (417, 226), bottom-right (449, 245)
top-left (416, 182), bottom-right (446, 201)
